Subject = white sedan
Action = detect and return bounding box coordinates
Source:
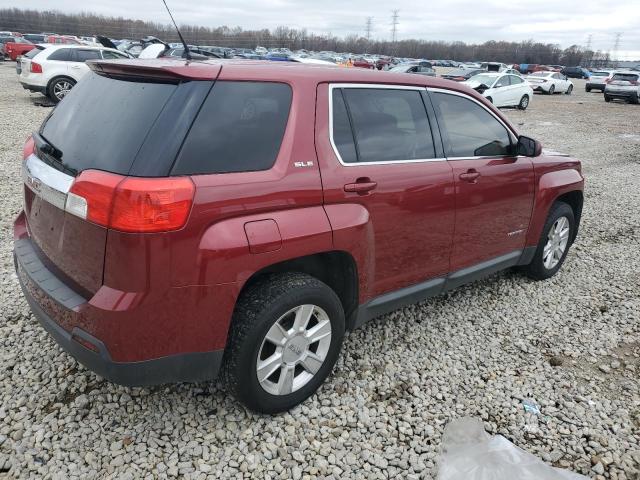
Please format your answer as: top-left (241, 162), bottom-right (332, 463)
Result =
top-left (463, 72), bottom-right (533, 109)
top-left (526, 71), bottom-right (574, 95)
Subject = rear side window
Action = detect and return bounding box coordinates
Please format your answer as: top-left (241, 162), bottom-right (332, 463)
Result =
top-left (172, 81), bottom-right (292, 175)
top-left (74, 49), bottom-right (101, 62)
top-left (101, 50), bottom-right (127, 59)
top-left (510, 75), bottom-right (523, 84)
top-left (47, 48), bottom-right (73, 61)
top-left (431, 92), bottom-right (513, 157)
top-left (40, 73), bottom-right (177, 175)
top-left (335, 87), bottom-right (435, 163)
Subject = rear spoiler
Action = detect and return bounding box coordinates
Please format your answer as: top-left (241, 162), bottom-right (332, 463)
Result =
top-left (87, 60), bottom-right (222, 82)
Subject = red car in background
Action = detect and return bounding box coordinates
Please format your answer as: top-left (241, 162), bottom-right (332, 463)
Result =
top-left (351, 56), bottom-right (375, 69)
top-left (3, 37), bottom-right (35, 61)
top-left (44, 35), bottom-right (81, 45)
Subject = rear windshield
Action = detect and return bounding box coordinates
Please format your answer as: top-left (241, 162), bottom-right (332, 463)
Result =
top-left (591, 71), bottom-right (610, 76)
top-left (25, 47), bottom-right (43, 59)
top-left (40, 73), bottom-right (177, 175)
top-left (612, 73), bottom-right (638, 82)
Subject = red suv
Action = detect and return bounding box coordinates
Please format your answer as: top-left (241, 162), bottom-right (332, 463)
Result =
top-left (14, 59), bottom-right (584, 413)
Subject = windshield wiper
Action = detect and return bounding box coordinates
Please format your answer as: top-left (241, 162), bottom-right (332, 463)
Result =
top-left (33, 131), bottom-right (63, 160)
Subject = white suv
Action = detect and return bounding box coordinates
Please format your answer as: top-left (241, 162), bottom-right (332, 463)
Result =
top-left (18, 45), bottom-right (130, 103)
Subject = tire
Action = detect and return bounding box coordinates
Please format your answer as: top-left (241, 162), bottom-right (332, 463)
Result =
top-left (47, 76), bottom-right (76, 104)
top-left (221, 273), bottom-right (345, 413)
top-left (586, 87), bottom-right (591, 93)
top-left (548, 85), bottom-right (555, 95)
top-left (604, 94), bottom-right (611, 103)
top-left (631, 94), bottom-right (639, 105)
top-left (565, 84), bottom-right (573, 95)
top-left (522, 202), bottom-right (575, 281)
top-left (517, 95), bottom-right (529, 110)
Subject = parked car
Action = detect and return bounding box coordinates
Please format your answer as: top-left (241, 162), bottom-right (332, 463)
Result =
top-left (480, 62), bottom-right (509, 72)
top-left (14, 59), bottom-right (584, 413)
top-left (585, 70), bottom-right (614, 92)
top-left (441, 68), bottom-right (485, 81)
top-left (265, 52), bottom-right (291, 61)
top-left (463, 72), bottom-right (533, 109)
top-left (350, 56), bottom-right (375, 69)
top-left (18, 44), bottom-right (131, 103)
top-left (44, 35), bottom-right (81, 45)
top-left (165, 47), bottom-right (221, 58)
top-left (22, 33), bottom-right (46, 43)
top-left (604, 71), bottom-right (639, 104)
top-left (3, 37), bottom-right (35, 61)
top-left (388, 61), bottom-right (436, 76)
top-left (526, 71), bottom-right (574, 95)
top-left (561, 66), bottom-right (590, 79)
top-left (0, 36), bottom-right (23, 60)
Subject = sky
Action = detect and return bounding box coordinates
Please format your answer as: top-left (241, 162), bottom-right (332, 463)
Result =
top-left (9, 0), bottom-right (640, 59)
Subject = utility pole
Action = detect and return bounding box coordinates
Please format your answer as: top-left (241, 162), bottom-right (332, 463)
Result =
top-left (585, 34), bottom-right (592, 51)
top-left (365, 17), bottom-right (373, 41)
top-left (391, 10), bottom-right (399, 43)
top-left (612, 32), bottom-right (622, 68)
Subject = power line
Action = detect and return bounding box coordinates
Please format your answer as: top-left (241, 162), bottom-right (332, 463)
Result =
top-left (365, 17), bottom-right (373, 41)
top-left (390, 10), bottom-right (399, 43)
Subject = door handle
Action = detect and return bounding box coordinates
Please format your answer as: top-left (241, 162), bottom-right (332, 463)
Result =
top-left (344, 178), bottom-right (377, 194)
top-left (459, 169), bottom-right (481, 183)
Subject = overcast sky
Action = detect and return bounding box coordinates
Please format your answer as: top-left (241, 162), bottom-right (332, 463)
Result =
top-left (12, 0), bottom-right (640, 59)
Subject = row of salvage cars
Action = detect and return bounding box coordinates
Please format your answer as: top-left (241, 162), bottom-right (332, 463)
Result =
top-left (462, 70), bottom-right (573, 110)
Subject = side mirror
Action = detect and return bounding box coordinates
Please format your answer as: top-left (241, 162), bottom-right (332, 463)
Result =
top-left (517, 135), bottom-right (542, 157)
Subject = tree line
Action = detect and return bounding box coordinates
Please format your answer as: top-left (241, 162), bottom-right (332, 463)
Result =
top-left (0, 8), bottom-right (611, 66)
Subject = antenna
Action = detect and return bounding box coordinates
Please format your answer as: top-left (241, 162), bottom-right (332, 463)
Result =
top-left (161, 0), bottom-right (192, 60)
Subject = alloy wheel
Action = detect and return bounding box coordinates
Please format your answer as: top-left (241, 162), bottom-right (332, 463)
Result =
top-left (542, 216), bottom-right (570, 269)
top-left (53, 80), bottom-right (73, 100)
top-left (256, 304), bottom-right (332, 396)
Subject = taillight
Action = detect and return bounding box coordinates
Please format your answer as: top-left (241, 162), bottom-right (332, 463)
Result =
top-left (66, 170), bottom-right (194, 233)
top-left (630, 80), bottom-right (639, 86)
top-left (30, 62), bottom-right (42, 73)
top-left (23, 135), bottom-right (34, 159)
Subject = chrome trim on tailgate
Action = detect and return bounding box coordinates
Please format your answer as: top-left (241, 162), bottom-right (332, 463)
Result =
top-left (22, 154), bottom-right (74, 210)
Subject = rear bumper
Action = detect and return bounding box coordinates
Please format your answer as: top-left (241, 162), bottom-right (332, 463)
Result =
top-left (20, 81), bottom-right (47, 95)
top-left (604, 89), bottom-right (637, 98)
top-left (14, 235), bottom-right (226, 387)
top-left (586, 83), bottom-right (605, 91)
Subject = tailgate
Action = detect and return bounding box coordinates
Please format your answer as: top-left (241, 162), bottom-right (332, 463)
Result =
top-left (23, 154), bottom-right (106, 294)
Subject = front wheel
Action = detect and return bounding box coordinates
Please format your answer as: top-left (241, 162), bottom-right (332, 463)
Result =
top-left (518, 95), bottom-right (529, 110)
top-left (522, 202), bottom-right (575, 281)
top-left (548, 85), bottom-right (555, 95)
top-left (222, 273), bottom-right (345, 413)
top-left (565, 84), bottom-right (573, 95)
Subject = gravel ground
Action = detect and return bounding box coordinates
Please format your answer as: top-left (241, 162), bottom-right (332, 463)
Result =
top-left (0, 62), bottom-right (639, 480)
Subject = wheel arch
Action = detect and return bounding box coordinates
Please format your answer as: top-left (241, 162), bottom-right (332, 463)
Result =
top-left (239, 250), bottom-right (360, 327)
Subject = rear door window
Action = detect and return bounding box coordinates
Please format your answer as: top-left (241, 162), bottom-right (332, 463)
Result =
top-left (46, 48), bottom-right (73, 61)
top-left (331, 89), bottom-right (358, 163)
top-left (338, 87), bottom-right (435, 163)
top-left (431, 92), bottom-right (513, 157)
top-left (172, 81), bottom-right (292, 175)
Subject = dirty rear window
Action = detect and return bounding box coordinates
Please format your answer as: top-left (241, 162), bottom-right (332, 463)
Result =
top-left (40, 72), bottom-right (177, 175)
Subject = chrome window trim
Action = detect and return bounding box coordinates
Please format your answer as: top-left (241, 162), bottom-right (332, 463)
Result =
top-left (22, 154), bottom-right (74, 210)
top-left (328, 83), bottom-right (446, 166)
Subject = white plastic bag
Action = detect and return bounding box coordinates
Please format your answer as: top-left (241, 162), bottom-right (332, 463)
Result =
top-left (437, 418), bottom-right (587, 480)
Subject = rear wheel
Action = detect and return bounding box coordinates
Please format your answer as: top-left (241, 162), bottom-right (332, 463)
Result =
top-left (586, 87), bottom-right (591, 92)
top-left (222, 273), bottom-right (345, 413)
top-left (48, 77), bottom-right (76, 103)
top-left (518, 95), bottom-right (529, 110)
top-left (522, 202), bottom-right (575, 281)
top-left (604, 94), bottom-right (611, 103)
top-left (630, 94), bottom-right (639, 105)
